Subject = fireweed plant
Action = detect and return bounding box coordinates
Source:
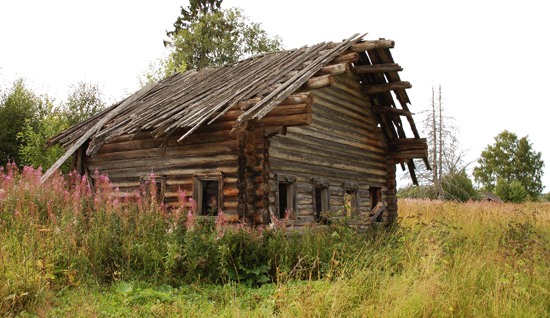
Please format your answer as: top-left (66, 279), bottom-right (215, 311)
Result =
top-left (0, 163), bottom-right (368, 315)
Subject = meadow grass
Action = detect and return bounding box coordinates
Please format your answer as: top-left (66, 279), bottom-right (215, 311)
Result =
top-left (1, 164), bottom-right (548, 317)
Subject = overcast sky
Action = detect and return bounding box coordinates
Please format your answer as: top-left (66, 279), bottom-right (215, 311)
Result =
top-left (1, 0), bottom-right (548, 190)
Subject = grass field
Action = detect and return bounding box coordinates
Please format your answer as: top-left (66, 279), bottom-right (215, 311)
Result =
top-left (1, 165), bottom-right (549, 317)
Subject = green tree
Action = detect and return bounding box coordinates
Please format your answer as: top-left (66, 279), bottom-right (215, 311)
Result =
top-left (143, 1), bottom-right (282, 84)
top-left (473, 130), bottom-right (544, 199)
top-left (16, 81), bottom-right (104, 170)
top-left (17, 101), bottom-right (68, 170)
top-left (63, 81), bottom-right (105, 126)
top-left (494, 178), bottom-right (529, 203)
top-left (0, 79), bottom-right (42, 166)
top-left (168, 7), bottom-right (282, 71)
top-left (441, 171), bottom-right (478, 202)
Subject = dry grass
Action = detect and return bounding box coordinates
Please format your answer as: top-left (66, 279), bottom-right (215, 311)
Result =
top-left (1, 165), bottom-right (548, 317)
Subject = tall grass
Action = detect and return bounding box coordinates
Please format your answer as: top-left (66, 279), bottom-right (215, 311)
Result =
top-left (1, 164), bottom-right (549, 317)
top-left (0, 164), bottom-right (361, 315)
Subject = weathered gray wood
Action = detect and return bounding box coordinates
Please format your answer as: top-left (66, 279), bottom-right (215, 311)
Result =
top-left (352, 63), bottom-right (402, 74)
top-left (370, 200), bottom-right (387, 221)
top-left (372, 106), bottom-right (412, 116)
top-left (363, 81), bottom-right (412, 94)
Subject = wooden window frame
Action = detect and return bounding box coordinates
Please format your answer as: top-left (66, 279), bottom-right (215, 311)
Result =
top-left (311, 177), bottom-right (330, 222)
top-left (343, 182), bottom-right (359, 217)
top-left (193, 170), bottom-right (224, 216)
top-left (140, 174), bottom-right (166, 204)
top-left (276, 174), bottom-right (296, 219)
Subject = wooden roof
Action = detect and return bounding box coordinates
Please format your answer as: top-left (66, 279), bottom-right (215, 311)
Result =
top-left (43, 33), bottom-right (427, 183)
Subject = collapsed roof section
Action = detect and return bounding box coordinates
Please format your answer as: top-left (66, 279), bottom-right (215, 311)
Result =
top-left (44, 33), bottom-right (427, 183)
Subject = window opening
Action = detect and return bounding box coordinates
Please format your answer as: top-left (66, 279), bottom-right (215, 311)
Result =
top-left (201, 180), bottom-right (219, 216)
top-left (140, 175), bottom-right (166, 204)
top-left (193, 170), bottom-right (223, 217)
top-left (314, 186), bottom-right (329, 221)
top-left (345, 189), bottom-right (358, 217)
top-left (369, 186), bottom-right (383, 222)
top-left (369, 187), bottom-right (382, 209)
top-left (279, 183), bottom-right (289, 218)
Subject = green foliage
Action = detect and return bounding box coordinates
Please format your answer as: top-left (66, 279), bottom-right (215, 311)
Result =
top-left (441, 171), bottom-right (478, 202)
top-left (165, 0), bottom-right (223, 43)
top-left (495, 178), bottom-right (529, 203)
top-left (2, 174), bottom-right (549, 316)
top-left (168, 7), bottom-right (282, 71)
top-left (0, 79), bottom-right (42, 166)
top-left (474, 130), bottom-right (544, 199)
top-left (142, 1), bottom-right (282, 84)
top-left (0, 78), bottom-right (105, 170)
top-left (63, 81), bottom-right (105, 126)
top-left (17, 101), bottom-right (68, 171)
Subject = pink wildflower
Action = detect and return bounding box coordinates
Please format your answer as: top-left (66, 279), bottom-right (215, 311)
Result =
top-left (185, 210), bottom-right (196, 230)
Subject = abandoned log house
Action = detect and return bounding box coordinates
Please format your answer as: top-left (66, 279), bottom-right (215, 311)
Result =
top-left (45, 34), bottom-right (428, 226)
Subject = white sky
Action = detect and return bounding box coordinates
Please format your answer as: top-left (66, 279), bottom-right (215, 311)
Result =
top-left (1, 0), bottom-right (548, 191)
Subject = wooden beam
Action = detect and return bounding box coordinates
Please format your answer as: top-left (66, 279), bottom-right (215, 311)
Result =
top-left (371, 201), bottom-right (387, 222)
top-left (350, 40), bottom-right (394, 52)
top-left (331, 52), bottom-right (359, 64)
top-left (256, 113), bottom-right (312, 127)
top-left (389, 138), bottom-right (428, 152)
top-left (304, 75), bottom-right (334, 90)
top-left (363, 81), bottom-right (411, 94)
top-left (372, 106), bottom-right (412, 116)
top-left (318, 63), bottom-right (350, 76)
top-left (352, 63), bottom-right (402, 74)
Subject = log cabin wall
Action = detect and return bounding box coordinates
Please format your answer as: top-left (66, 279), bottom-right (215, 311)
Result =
top-left (266, 73), bottom-right (395, 225)
top-left (83, 124), bottom-right (241, 221)
top-left (46, 36), bottom-right (427, 227)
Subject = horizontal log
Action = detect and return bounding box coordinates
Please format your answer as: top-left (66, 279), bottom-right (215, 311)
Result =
top-left (389, 138), bottom-right (428, 151)
top-left (256, 113), bottom-right (312, 128)
top-left (363, 81), bottom-right (412, 94)
top-left (269, 147), bottom-right (387, 177)
top-left (223, 188), bottom-right (239, 197)
top-left (349, 40), bottom-right (394, 52)
top-left (87, 154), bottom-right (238, 171)
top-left (87, 165), bottom-right (239, 181)
top-left (318, 63), bottom-right (350, 76)
top-left (390, 150), bottom-right (429, 160)
top-left (304, 75), bottom-right (334, 90)
top-left (269, 135), bottom-right (386, 169)
top-left (237, 97), bottom-right (262, 111)
top-left (352, 63), bottom-right (402, 74)
top-left (312, 87), bottom-right (378, 127)
top-left (92, 140), bottom-right (237, 161)
top-left (330, 52), bottom-right (360, 64)
top-left (269, 157), bottom-right (387, 183)
top-left (280, 93), bottom-right (313, 106)
top-left (371, 106), bottom-right (412, 116)
top-left (219, 103), bottom-right (311, 122)
top-left (285, 125), bottom-right (385, 156)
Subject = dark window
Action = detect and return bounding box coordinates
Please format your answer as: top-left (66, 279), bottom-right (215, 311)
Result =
top-left (279, 183), bottom-right (289, 218)
top-left (369, 187), bottom-right (382, 209)
top-left (140, 175), bottom-right (166, 204)
top-left (314, 186), bottom-right (329, 221)
top-left (194, 171), bottom-right (223, 216)
top-left (276, 175), bottom-right (296, 219)
top-left (201, 180), bottom-right (219, 216)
